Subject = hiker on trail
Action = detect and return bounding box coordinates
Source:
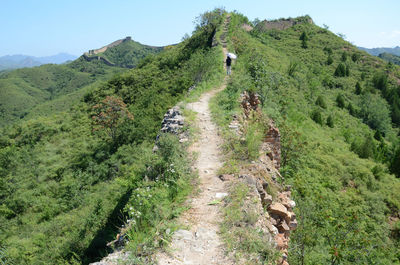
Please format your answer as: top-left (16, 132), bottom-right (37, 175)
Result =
top-left (226, 56), bottom-right (232, 75)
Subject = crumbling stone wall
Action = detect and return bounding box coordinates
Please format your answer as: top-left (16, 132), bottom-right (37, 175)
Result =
top-left (264, 124), bottom-right (281, 170)
top-left (86, 36), bottom-right (132, 56)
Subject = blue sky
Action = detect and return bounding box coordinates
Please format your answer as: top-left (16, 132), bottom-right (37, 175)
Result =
top-left (1, 0), bottom-right (399, 56)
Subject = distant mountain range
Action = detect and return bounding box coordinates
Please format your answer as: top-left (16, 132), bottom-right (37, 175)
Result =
top-left (0, 53), bottom-right (77, 70)
top-left (358, 46), bottom-right (400, 56)
top-left (378, 52), bottom-right (400, 66)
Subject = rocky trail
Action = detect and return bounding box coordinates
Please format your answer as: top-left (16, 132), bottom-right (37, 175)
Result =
top-left (156, 16), bottom-right (232, 265)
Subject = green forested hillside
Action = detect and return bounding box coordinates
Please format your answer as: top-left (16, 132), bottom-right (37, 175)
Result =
top-left (0, 39), bottom-right (162, 127)
top-left (94, 39), bottom-right (163, 68)
top-left (213, 12), bottom-right (400, 264)
top-left (359, 46), bottom-right (400, 56)
top-left (379, 52), bottom-right (400, 66)
top-left (2, 8), bottom-right (400, 265)
top-left (0, 10), bottom-right (223, 265)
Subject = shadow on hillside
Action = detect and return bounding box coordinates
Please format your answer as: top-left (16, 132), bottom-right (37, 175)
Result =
top-left (82, 189), bottom-right (132, 265)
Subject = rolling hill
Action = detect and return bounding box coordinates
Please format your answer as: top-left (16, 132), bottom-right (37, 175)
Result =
top-left (214, 12), bottom-right (400, 264)
top-left (359, 46), bottom-right (400, 56)
top-left (0, 53), bottom-right (77, 70)
top-left (379, 52), bottom-right (400, 65)
top-left (0, 10), bottom-right (223, 264)
top-left (1, 9), bottom-right (400, 265)
top-left (0, 39), bottom-right (163, 127)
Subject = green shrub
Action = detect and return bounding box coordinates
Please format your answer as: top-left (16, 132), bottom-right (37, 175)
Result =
top-left (345, 64), bottom-right (350, 76)
top-left (374, 130), bottom-right (383, 141)
top-left (315, 95), bottom-right (327, 109)
top-left (352, 53), bottom-right (361, 62)
top-left (300, 31), bottom-right (309, 49)
top-left (355, 81), bottom-right (362, 95)
top-left (347, 102), bottom-right (355, 116)
top-left (326, 115), bottom-right (334, 127)
top-left (311, 109), bottom-right (323, 125)
top-left (359, 93), bottom-right (391, 134)
top-left (334, 63), bottom-right (347, 77)
top-left (288, 61), bottom-right (299, 77)
top-left (323, 47), bottom-right (333, 55)
top-left (336, 93), bottom-right (345, 108)
top-left (341, 52), bottom-right (348, 62)
top-left (327, 55), bottom-right (333, 65)
top-left (390, 147), bottom-right (400, 177)
top-left (245, 122), bottom-right (265, 160)
top-left (372, 72), bottom-right (388, 91)
top-left (351, 135), bottom-right (375, 159)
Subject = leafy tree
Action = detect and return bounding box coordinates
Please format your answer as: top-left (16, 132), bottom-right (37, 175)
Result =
top-left (392, 102), bottom-right (400, 126)
top-left (327, 55), bottom-right (333, 65)
top-left (334, 63), bottom-right (346, 77)
top-left (347, 102), bottom-right (355, 116)
top-left (336, 94), bottom-right (345, 108)
top-left (311, 109), bottom-right (323, 125)
top-left (323, 47), bottom-right (333, 55)
top-left (91, 96), bottom-right (134, 142)
top-left (359, 135), bottom-right (375, 158)
top-left (300, 31), bottom-right (309, 41)
top-left (327, 115), bottom-right (334, 128)
top-left (341, 52), bottom-right (347, 62)
top-left (300, 31), bottom-right (309, 49)
top-left (374, 130), bottom-right (383, 141)
top-left (372, 72), bottom-right (388, 91)
top-left (355, 82), bottom-right (362, 95)
top-left (315, 95), bottom-right (327, 109)
top-left (351, 135), bottom-right (375, 159)
top-left (359, 93), bottom-right (391, 134)
top-left (345, 64), bottom-right (350, 76)
top-left (301, 39), bottom-right (308, 49)
top-left (390, 147), bottom-right (400, 177)
top-left (352, 53), bottom-right (361, 62)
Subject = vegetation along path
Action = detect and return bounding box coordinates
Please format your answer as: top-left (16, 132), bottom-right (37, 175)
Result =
top-left (156, 18), bottom-right (232, 265)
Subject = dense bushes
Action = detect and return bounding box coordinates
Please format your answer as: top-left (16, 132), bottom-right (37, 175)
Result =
top-left (224, 12), bottom-right (400, 264)
top-left (0, 10), bottom-right (223, 264)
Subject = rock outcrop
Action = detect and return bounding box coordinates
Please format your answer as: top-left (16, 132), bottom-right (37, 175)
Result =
top-left (226, 89), bottom-right (296, 264)
top-left (256, 16), bottom-right (314, 31)
top-left (263, 123), bottom-right (281, 170)
top-left (158, 106), bottom-right (187, 143)
top-left (241, 91), bottom-right (261, 117)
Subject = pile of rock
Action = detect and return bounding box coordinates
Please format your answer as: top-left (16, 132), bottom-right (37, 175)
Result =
top-left (161, 106), bottom-right (184, 134)
top-left (263, 123), bottom-right (281, 170)
top-left (157, 106), bottom-right (188, 143)
top-left (241, 91), bottom-right (261, 117)
top-left (268, 190), bottom-right (297, 264)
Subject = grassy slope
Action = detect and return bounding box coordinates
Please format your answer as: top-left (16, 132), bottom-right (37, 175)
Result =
top-left (0, 39), bottom-right (162, 128)
top-left (98, 40), bottom-right (163, 68)
top-left (0, 61), bottom-right (123, 127)
top-left (213, 12), bottom-right (400, 264)
top-left (0, 11), bottom-right (224, 265)
top-left (379, 52), bottom-right (400, 66)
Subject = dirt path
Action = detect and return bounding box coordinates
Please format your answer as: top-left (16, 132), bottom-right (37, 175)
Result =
top-left (156, 17), bottom-right (232, 265)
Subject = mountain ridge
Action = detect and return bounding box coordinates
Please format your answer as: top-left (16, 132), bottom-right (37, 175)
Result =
top-left (358, 46), bottom-right (400, 56)
top-left (0, 53), bottom-right (78, 70)
top-left (0, 37), bottom-right (162, 127)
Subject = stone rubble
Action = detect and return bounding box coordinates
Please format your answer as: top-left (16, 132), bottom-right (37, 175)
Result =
top-left (230, 90), bottom-right (296, 265)
top-left (160, 106), bottom-right (185, 134)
